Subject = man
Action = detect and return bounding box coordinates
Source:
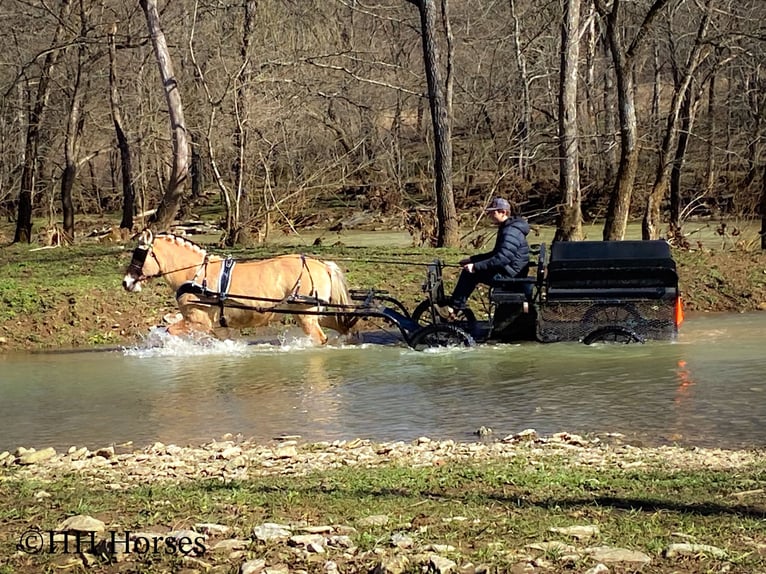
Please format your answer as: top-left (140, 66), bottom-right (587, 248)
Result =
top-left (442, 197), bottom-right (530, 316)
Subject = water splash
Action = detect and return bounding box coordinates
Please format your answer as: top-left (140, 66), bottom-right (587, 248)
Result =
top-left (123, 327), bottom-right (251, 358)
top-left (122, 327), bottom-right (374, 357)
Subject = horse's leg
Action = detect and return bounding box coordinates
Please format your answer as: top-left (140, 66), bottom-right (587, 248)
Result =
top-left (296, 314), bottom-right (328, 345)
top-left (168, 302), bottom-right (215, 338)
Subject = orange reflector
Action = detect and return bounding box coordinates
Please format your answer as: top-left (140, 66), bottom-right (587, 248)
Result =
top-left (675, 296), bottom-right (685, 327)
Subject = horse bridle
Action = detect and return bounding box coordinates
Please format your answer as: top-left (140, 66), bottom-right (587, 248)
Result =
top-left (127, 231), bottom-right (208, 283)
top-left (127, 243), bottom-right (160, 282)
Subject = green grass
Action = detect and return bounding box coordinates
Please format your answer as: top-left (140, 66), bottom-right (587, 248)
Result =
top-left (1, 459), bottom-right (764, 573)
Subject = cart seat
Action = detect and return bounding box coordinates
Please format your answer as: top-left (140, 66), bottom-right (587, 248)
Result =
top-left (545, 240), bottom-right (678, 297)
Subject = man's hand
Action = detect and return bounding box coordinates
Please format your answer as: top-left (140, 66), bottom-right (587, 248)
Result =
top-left (459, 257), bottom-right (471, 266)
top-left (463, 262), bottom-right (475, 273)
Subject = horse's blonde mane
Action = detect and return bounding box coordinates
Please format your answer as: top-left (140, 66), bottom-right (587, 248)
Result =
top-left (155, 232), bottom-right (221, 260)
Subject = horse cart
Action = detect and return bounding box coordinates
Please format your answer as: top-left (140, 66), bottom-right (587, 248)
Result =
top-left (123, 231), bottom-right (682, 350)
top-left (399, 239), bottom-right (683, 349)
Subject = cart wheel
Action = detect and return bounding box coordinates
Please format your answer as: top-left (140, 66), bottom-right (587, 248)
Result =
top-left (412, 299), bottom-right (476, 327)
top-left (408, 323), bottom-right (476, 351)
top-left (582, 326), bottom-right (644, 345)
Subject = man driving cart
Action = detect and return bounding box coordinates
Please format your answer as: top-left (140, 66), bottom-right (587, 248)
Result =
top-left (439, 197), bottom-right (531, 319)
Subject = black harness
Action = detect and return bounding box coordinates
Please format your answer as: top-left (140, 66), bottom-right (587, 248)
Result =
top-left (175, 254), bottom-right (328, 328)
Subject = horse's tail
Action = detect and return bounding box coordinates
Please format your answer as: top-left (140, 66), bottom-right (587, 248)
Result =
top-left (323, 260), bottom-right (359, 334)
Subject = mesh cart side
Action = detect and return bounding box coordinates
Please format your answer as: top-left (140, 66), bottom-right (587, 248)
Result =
top-left (536, 240), bottom-right (680, 343)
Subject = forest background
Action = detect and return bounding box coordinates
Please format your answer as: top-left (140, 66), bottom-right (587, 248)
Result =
top-left (0, 0), bottom-right (765, 249)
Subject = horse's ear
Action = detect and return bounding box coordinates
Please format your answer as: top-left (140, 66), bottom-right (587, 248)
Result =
top-left (139, 229), bottom-right (153, 247)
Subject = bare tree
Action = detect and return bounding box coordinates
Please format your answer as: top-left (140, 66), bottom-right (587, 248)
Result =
top-left (556, 0), bottom-right (583, 241)
top-left (139, 0), bottom-right (190, 231)
top-left (595, 0), bottom-right (672, 240)
top-left (13, 0), bottom-right (72, 243)
top-left (109, 24), bottom-right (136, 235)
top-left (642, 0), bottom-right (713, 240)
top-left (405, 0), bottom-right (458, 247)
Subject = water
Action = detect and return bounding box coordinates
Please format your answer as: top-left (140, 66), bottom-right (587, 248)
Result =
top-left (1, 313), bottom-right (764, 452)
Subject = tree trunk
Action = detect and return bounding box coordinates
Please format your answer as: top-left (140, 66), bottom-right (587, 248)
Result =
top-left (408, 0), bottom-right (458, 247)
top-left (669, 92), bottom-right (695, 234)
top-left (556, 0), bottom-right (583, 242)
top-left (226, 0), bottom-right (257, 247)
top-left (761, 160), bottom-right (766, 250)
top-left (643, 0), bottom-right (711, 240)
top-left (597, 0), bottom-right (672, 241)
top-left (61, 18), bottom-right (89, 245)
top-left (704, 74), bottom-right (717, 196)
top-left (14, 0), bottom-right (72, 243)
top-left (140, 0), bottom-right (190, 231)
top-left (510, 0), bottom-right (531, 178)
top-left (602, 42), bottom-right (618, 190)
top-left (109, 25), bottom-right (135, 233)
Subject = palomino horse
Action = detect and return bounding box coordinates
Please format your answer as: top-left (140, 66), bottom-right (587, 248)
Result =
top-left (122, 230), bottom-right (358, 344)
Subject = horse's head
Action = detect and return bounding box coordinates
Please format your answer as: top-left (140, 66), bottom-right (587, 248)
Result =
top-left (122, 229), bottom-right (161, 292)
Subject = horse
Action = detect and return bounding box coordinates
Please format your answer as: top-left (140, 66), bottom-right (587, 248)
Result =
top-left (122, 229), bottom-right (358, 345)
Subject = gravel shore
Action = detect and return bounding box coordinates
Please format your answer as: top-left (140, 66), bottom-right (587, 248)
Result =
top-left (2, 431), bottom-right (764, 486)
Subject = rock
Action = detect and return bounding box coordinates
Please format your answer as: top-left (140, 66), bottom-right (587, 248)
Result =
top-left (426, 544), bottom-right (456, 553)
top-left (274, 445), bottom-right (298, 458)
top-left (526, 541), bottom-right (576, 554)
top-left (585, 546), bottom-right (652, 564)
top-left (219, 446), bottom-right (241, 460)
top-left (371, 555), bottom-right (409, 574)
top-left (212, 539), bottom-right (249, 552)
top-left (195, 522), bottom-right (231, 535)
top-left (298, 525), bottom-right (334, 534)
top-left (95, 446), bottom-right (115, 459)
top-left (323, 560), bottom-right (339, 574)
top-left (288, 534), bottom-right (326, 547)
top-left (253, 523), bottom-right (292, 542)
top-left (18, 447), bottom-right (56, 465)
top-left (503, 429), bottom-right (538, 442)
top-left (583, 565), bottom-right (609, 574)
top-left (34, 490), bottom-right (52, 500)
top-left (264, 566), bottom-right (289, 574)
top-left (14, 447), bottom-right (29, 457)
top-left (307, 542), bottom-right (325, 553)
top-left (391, 533), bottom-right (414, 548)
top-left (429, 554), bottom-right (458, 574)
top-left (56, 515), bottom-right (106, 534)
top-left (358, 514), bottom-right (389, 527)
top-left (757, 302), bottom-right (766, 311)
top-left (549, 525), bottom-right (600, 540)
top-left (241, 558), bottom-right (266, 574)
top-left (664, 543), bottom-right (727, 559)
top-left (327, 535), bottom-right (353, 548)
top-left (0, 451), bottom-right (9, 462)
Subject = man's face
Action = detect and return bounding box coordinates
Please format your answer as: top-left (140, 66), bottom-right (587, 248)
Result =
top-left (488, 209), bottom-right (507, 224)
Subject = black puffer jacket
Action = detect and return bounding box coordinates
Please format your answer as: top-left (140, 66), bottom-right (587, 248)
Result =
top-left (470, 217), bottom-right (530, 277)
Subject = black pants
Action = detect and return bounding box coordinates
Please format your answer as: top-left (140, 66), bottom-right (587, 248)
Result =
top-left (450, 269), bottom-right (512, 309)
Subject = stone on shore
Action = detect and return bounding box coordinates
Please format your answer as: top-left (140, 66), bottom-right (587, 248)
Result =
top-left (18, 447), bottom-right (56, 465)
top-left (56, 515), bottom-right (106, 534)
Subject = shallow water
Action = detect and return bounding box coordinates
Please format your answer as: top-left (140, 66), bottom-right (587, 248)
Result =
top-left (1, 312), bottom-right (764, 452)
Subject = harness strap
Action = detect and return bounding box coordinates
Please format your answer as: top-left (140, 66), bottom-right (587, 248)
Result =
top-left (217, 257), bottom-right (236, 328)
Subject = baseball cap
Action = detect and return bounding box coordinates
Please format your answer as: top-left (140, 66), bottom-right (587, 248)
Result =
top-left (485, 197), bottom-right (511, 212)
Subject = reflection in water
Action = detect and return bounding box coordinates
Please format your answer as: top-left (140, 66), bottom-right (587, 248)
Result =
top-left (1, 313), bottom-right (765, 451)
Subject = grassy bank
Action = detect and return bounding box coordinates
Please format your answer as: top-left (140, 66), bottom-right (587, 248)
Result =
top-left (1, 437), bottom-right (765, 573)
top-left (1, 234), bottom-right (765, 352)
